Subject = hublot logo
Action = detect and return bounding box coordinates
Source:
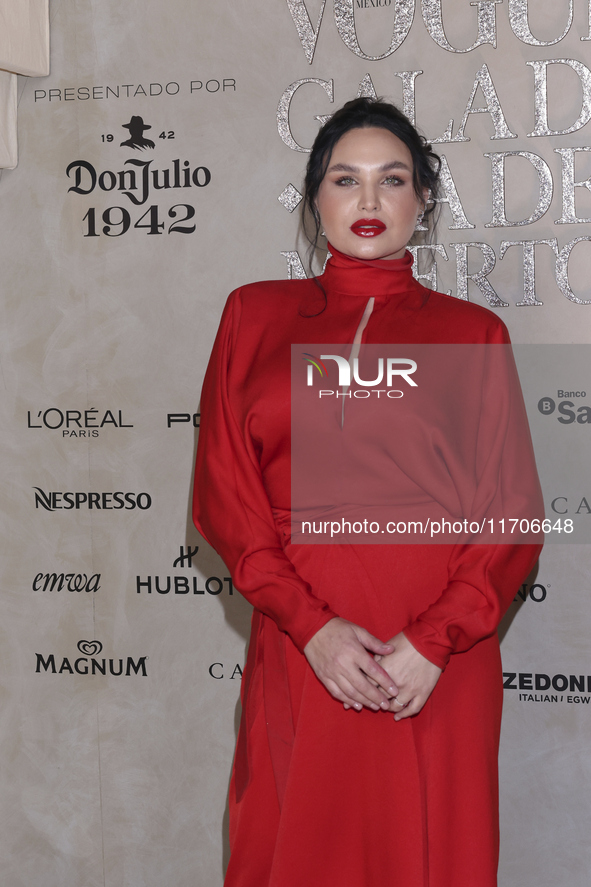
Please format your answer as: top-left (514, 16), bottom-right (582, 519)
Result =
top-left (136, 546), bottom-right (233, 596)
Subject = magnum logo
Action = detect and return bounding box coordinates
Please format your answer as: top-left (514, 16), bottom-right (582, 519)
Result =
top-left (36, 640), bottom-right (147, 676)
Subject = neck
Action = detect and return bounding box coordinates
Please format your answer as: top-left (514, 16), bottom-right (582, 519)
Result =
top-left (322, 242), bottom-right (418, 297)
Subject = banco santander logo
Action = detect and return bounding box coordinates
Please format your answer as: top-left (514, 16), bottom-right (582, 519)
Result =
top-left (537, 390), bottom-right (590, 424)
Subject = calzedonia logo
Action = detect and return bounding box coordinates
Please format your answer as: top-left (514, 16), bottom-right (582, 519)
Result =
top-left (34, 488), bottom-right (152, 511)
top-left (36, 640), bottom-right (147, 676)
top-left (538, 390), bottom-right (590, 424)
top-left (27, 407), bottom-right (133, 438)
top-left (304, 352), bottom-right (418, 399)
top-left (504, 670), bottom-right (591, 706)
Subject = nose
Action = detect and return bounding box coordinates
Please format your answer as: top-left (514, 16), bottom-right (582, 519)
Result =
top-left (358, 183), bottom-right (380, 213)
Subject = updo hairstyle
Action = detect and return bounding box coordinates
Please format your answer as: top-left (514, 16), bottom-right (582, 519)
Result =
top-left (301, 96), bottom-right (441, 261)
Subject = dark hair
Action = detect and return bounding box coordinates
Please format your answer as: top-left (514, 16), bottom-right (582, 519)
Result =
top-left (301, 96), bottom-right (441, 269)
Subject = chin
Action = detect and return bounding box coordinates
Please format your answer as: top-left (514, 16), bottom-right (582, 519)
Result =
top-left (346, 240), bottom-right (405, 261)
top-left (331, 230), bottom-right (406, 261)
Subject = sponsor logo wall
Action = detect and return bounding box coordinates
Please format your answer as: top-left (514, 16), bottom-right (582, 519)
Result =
top-left (0, 2), bottom-right (589, 885)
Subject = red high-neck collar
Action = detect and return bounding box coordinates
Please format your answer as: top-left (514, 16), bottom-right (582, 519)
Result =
top-left (321, 243), bottom-right (419, 297)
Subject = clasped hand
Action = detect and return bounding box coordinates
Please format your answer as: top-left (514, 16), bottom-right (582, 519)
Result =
top-left (303, 617), bottom-right (396, 712)
top-left (374, 631), bottom-right (442, 720)
top-left (304, 618), bottom-right (441, 720)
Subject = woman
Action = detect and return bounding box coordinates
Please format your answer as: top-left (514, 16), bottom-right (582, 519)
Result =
top-left (193, 98), bottom-right (542, 887)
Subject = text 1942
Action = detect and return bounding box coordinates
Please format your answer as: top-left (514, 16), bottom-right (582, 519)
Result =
top-left (82, 204), bottom-right (195, 236)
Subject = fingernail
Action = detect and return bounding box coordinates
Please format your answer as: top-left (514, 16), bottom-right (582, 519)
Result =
top-left (370, 703), bottom-right (380, 711)
top-left (388, 687), bottom-right (396, 696)
top-left (354, 703), bottom-right (362, 711)
top-left (380, 701), bottom-right (390, 710)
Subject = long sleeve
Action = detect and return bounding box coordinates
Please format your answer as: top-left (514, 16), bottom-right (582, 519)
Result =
top-left (403, 543), bottom-right (541, 670)
top-left (404, 325), bottom-right (543, 670)
top-left (192, 290), bottom-right (338, 653)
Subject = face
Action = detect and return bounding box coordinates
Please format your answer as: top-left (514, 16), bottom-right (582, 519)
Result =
top-left (316, 126), bottom-right (427, 261)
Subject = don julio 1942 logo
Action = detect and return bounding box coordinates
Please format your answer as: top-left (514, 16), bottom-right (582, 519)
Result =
top-left (66, 115), bottom-right (211, 239)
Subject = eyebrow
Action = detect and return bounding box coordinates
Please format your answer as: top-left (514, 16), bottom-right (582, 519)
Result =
top-left (327, 161), bottom-right (412, 173)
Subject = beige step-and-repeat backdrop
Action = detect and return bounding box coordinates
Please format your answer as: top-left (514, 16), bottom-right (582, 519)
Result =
top-left (1, 1), bottom-right (590, 884)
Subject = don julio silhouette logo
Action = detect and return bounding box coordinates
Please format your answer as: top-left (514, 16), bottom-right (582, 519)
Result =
top-left (36, 639), bottom-right (147, 676)
top-left (121, 116), bottom-right (155, 150)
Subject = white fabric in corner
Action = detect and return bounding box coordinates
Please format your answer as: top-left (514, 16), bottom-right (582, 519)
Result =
top-left (0, 71), bottom-right (17, 169)
top-left (0, 0), bottom-right (49, 77)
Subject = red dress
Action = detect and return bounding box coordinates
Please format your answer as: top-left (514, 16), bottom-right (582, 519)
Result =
top-left (193, 248), bottom-right (542, 887)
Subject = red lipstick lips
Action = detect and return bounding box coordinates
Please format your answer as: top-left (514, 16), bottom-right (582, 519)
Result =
top-left (350, 218), bottom-right (386, 237)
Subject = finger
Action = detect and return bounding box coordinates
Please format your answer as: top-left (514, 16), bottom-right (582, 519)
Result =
top-left (361, 657), bottom-right (399, 698)
top-left (327, 677), bottom-right (375, 712)
top-left (354, 627), bottom-right (394, 656)
top-left (323, 678), bottom-right (360, 710)
top-left (387, 695), bottom-right (407, 714)
top-left (394, 697), bottom-right (422, 721)
top-left (332, 674), bottom-right (379, 711)
top-left (340, 675), bottom-right (390, 712)
top-left (322, 668), bottom-right (383, 710)
top-left (363, 676), bottom-right (397, 709)
top-left (334, 650), bottom-right (394, 704)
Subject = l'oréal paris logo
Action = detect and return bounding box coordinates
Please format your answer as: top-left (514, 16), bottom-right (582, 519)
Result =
top-left (304, 352), bottom-right (418, 399)
top-left (27, 407), bottom-right (133, 438)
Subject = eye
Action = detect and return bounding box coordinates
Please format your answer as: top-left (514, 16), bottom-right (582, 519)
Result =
top-left (334, 176), bottom-right (356, 186)
top-left (383, 175), bottom-right (403, 186)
